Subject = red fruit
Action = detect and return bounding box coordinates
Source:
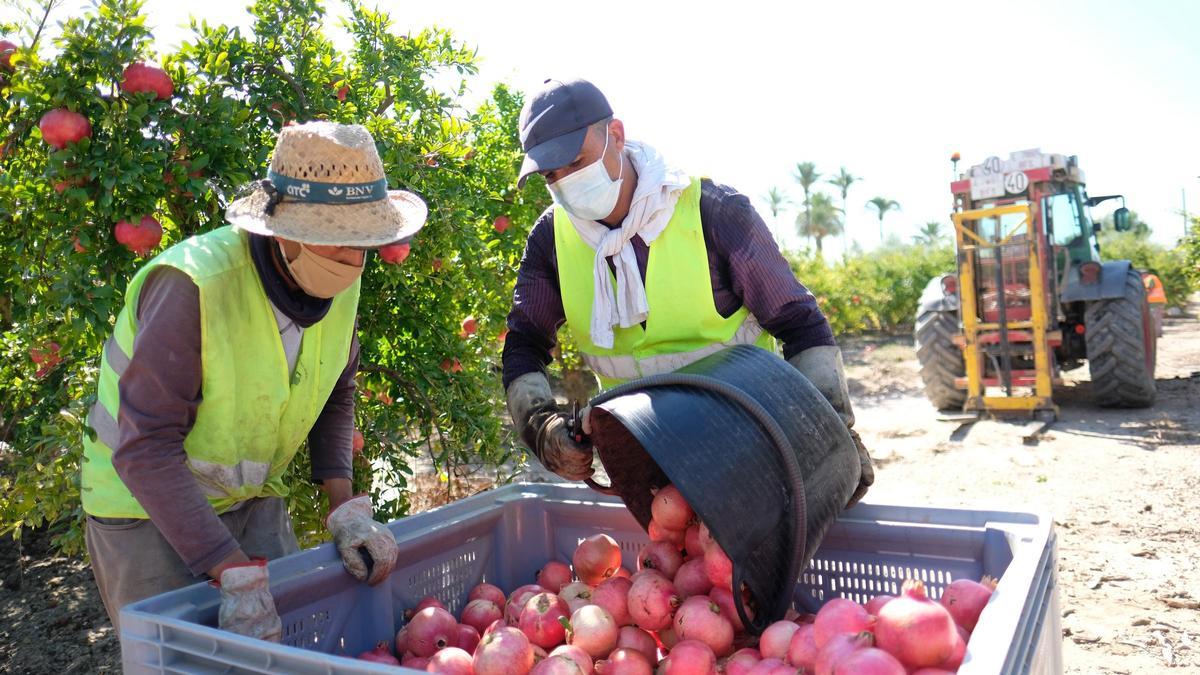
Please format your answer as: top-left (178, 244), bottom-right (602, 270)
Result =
top-left (709, 586), bottom-right (750, 633)
top-left (407, 607), bottom-right (458, 656)
top-left (73, 238), bottom-right (87, 253)
top-left (474, 626), bottom-right (535, 675)
top-left (813, 598), bottom-right (873, 648)
top-left (941, 624), bottom-right (968, 670)
top-left (673, 595), bottom-right (734, 657)
top-left (336, 85), bottom-right (349, 101)
top-left (559, 581), bottom-right (594, 614)
top-left (637, 541), bottom-right (683, 579)
top-left (723, 647), bottom-right (762, 675)
top-left (519, 592), bottom-right (571, 649)
top-left (614, 567), bottom-right (632, 579)
top-left (0, 40), bottom-right (16, 69)
top-left (394, 626), bottom-right (409, 654)
top-left (595, 648), bottom-right (653, 675)
top-left (573, 534), bottom-right (622, 586)
top-left (351, 429), bottom-right (364, 455)
top-left (650, 484), bottom-right (694, 531)
top-left (506, 584), bottom-right (548, 626)
top-left (113, 216), bottom-right (163, 256)
top-left (698, 522), bottom-right (715, 553)
top-left (440, 358), bottom-right (464, 373)
top-left (627, 570), bottom-right (680, 632)
top-left (498, 328), bottom-right (509, 342)
top-left (865, 594), bottom-right (895, 616)
top-left (531, 654), bottom-right (589, 675)
top-left (549, 644), bottom-right (593, 673)
top-left (493, 215), bottom-right (511, 233)
top-left (786, 623), bottom-right (818, 670)
top-left (703, 544), bottom-right (733, 590)
top-left (815, 631), bottom-right (873, 675)
top-left (874, 580), bottom-right (958, 669)
top-left (356, 641), bottom-right (400, 665)
top-left (647, 519), bottom-right (686, 550)
top-left (684, 524), bottom-right (703, 558)
top-left (746, 658), bottom-right (795, 675)
top-left (537, 560), bottom-right (573, 593)
top-left (673, 558), bottom-right (712, 599)
top-left (658, 639), bottom-right (715, 675)
top-left (456, 624), bottom-right (481, 654)
top-left (410, 596), bottom-right (445, 615)
top-left (402, 653), bottom-right (430, 669)
top-left (425, 646), bottom-right (473, 674)
top-left (469, 582), bottom-right (507, 607)
top-left (832, 647), bottom-right (905, 675)
top-left (461, 598), bottom-right (503, 634)
top-left (910, 670), bottom-right (955, 675)
top-left (121, 62), bottom-right (174, 100)
top-left (568, 604), bottom-right (619, 658)
top-left (432, 257), bottom-right (443, 271)
top-left (459, 315), bottom-right (479, 338)
top-left (39, 108), bottom-right (92, 149)
top-left (378, 242), bottom-right (411, 264)
top-left (614, 626), bottom-right (657, 663)
top-left (759, 620), bottom-right (800, 661)
top-left (483, 619), bottom-right (504, 637)
top-left (592, 576), bottom-right (633, 626)
top-left (940, 576), bottom-right (997, 632)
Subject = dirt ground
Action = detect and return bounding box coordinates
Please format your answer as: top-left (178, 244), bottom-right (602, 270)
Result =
top-left (1, 304), bottom-right (1196, 673)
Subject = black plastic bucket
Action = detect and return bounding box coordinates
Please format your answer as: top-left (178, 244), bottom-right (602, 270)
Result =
top-left (586, 345), bottom-right (860, 634)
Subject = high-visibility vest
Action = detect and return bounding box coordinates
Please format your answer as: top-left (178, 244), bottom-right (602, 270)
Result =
top-left (1142, 274), bottom-right (1167, 304)
top-left (81, 226), bottom-right (360, 518)
top-left (554, 178), bottom-right (775, 388)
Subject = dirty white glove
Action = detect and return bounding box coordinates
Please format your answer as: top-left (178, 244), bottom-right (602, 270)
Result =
top-left (326, 495), bottom-right (398, 585)
top-left (217, 559), bottom-right (282, 642)
top-left (788, 346), bottom-right (874, 507)
top-left (506, 372), bottom-right (595, 481)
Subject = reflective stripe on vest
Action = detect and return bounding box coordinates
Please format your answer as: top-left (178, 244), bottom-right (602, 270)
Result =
top-left (581, 315), bottom-right (765, 381)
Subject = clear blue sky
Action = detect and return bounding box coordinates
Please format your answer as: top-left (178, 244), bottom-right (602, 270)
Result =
top-left (9, 0), bottom-right (1199, 252)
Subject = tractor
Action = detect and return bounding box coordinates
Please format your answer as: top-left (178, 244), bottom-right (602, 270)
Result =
top-left (915, 149), bottom-right (1156, 419)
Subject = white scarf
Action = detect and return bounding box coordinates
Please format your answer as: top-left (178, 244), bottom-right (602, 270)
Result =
top-left (564, 141), bottom-right (690, 349)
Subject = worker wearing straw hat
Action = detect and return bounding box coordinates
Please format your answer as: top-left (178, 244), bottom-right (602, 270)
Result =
top-left (81, 122), bottom-right (425, 641)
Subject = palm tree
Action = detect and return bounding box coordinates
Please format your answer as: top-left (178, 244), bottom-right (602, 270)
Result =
top-left (792, 162), bottom-right (821, 237)
top-left (827, 167), bottom-right (860, 252)
top-left (762, 187), bottom-right (791, 243)
top-left (866, 197), bottom-right (901, 244)
top-left (912, 221), bottom-right (946, 246)
top-left (797, 192), bottom-right (843, 254)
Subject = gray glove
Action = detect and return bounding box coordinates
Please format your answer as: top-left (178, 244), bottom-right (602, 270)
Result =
top-left (217, 559), bottom-right (282, 642)
top-left (326, 495), bottom-right (399, 585)
top-left (788, 346), bottom-right (874, 507)
top-left (506, 372), bottom-right (595, 481)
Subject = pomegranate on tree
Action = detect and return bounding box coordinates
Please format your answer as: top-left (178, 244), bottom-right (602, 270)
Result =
top-left (378, 242), bottom-right (411, 264)
top-left (460, 315), bottom-right (479, 338)
top-left (113, 216), bottom-right (163, 256)
top-left (493, 215), bottom-right (511, 233)
top-left (351, 429), bottom-right (364, 455)
top-left (0, 39), bottom-right (16, 69)
top-left (39, 108), bottom-right (92, 149)
top-left (120, 62), bottom-right (174, 100)
top-left (573, 534), bottom-right (622, 585)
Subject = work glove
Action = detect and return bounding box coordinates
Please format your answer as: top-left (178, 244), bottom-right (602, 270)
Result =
top-left (787, 346), bottom-right (875, 508)
top-left (506, 372), bottom-right (595, 481)
top-left (326, 495), bottom-right (399, 586)
top-left (216, 559), bottom-right (282, 642)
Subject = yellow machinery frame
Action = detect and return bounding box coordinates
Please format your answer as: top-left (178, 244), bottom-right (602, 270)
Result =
top-left (952, 203), bottom-right (1057, 416)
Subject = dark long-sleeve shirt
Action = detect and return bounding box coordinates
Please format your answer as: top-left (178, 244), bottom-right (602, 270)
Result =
top-left (502, 179), bottom-right (835, 388)
top-left (112, 263), bottom-right (358, 577)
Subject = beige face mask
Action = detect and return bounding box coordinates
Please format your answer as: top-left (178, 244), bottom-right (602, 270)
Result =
top-left (279, 242), bottom-right (364, 299)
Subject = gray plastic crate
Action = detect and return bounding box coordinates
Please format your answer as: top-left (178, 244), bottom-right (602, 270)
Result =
top-left (121, 483), bottom-right (1060, 674)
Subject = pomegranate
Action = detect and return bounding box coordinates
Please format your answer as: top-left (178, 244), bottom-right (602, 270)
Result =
top-left (746, 659), bottom-right (798, 675)
top-left (614, 567), bottom-right (633, 579)
top-left (483, 619), bottom-right (504, 637)
top-left (637, 541), bottom-right (683, 579)
top-left (120, 62), bottom-right (174, 100)
top-left (684, 525), bottom-right (703, 558)
top-left (709, 586), bottom-right (750, 633)
top-left (650, 484), bottom-right (694, 530)
top-left (401, 653), bottom-right (430, 669)
top-left (549, 644), bottom-right (593, 673)
top-left (440, 358), bottom-right (463, 373)
top-left (407, 606), bottom-right (459, 656)
top-left (940, 576), bottom-right (997, 632)
top-left (942, 624), bottom-right (968, 670)
top-left (530, 654), bottom-right (588, 675)
top-left (647, 519), bottom-right (686, 550)
top-left (474, 626), bottom-right (535, 675)
top-left (831, 647), bottom-right (905, 675)
top-left (537, 560), bottom-right (574, 593)
top-left (910, 670), bottom-right (955, 675)
top-left (39, 108), bottom-right (91, 149)
top-left (113, 216), bottom-right (163, 256)
top-left (0, 40), bottom-right (16, 69)
top-left (356, 641), bottom-right (400, 665)
top-left (703, 544), bottom-right (733, 590)
top-left (698, 522), bottom-right (715, 553)
top-left (865, 594), bottom-right (895, 616)
top-left (460, 316), bottom-right (479, 338)
top-left (672, 558), bottom-right (712, 599)
top-left (506, 584), bottom-right (548, 625)
top-left (595, 648), bottom-right (653, 675)
top-left (592, 576), bottom-right (633, 626)
top-left (425, 647), bottom-right (473, 674)
top-left (519, 592), bottom-right (571, 649)
top-left (874, 580), bottom-right (958, 669)
top-left (759, 620), bottom-right (800, 661)
top-left (722, 647), bottom-right (762, 675)
top-left (432, 257), bottom-right (444, 271)
top-left (785, 623), bottom-right (818, 670)
top-left (469, 582), bottom-right (507, 607)
top-left (461, 599), bottom-right (503, 634)
top-left (573, 534), bottom-right (623, 585)
top-left (627, 570), bottom-right (680, 631)
top-left (494, 215), bottom-right (511, 233)
top-left (405, 595), bottom-right (446, 620)
top-left (457, 624), bottom-right (481, 654)
top-left (559, 581), bottom-right (594, 614)
top-left (394, 626), bottom-right (409, 655)
top-left (351, 429), bottom-right (364, 455)
top-left (813, 598), bottom-right (873, 648)
top-left (568, 605), bottom-right (619, 658)
top-left (378, 242), bottom-right (411, 264)
top-left (614, 626), bottom-right (657, 663)
top-left (673, 595), bottom-right (734, 656)
top-left (658, 639), bottom-right (716, 675)
top-left (336, 85), bottom-right (349, 101)
top-left (814, 631), bottom-right (873, 675)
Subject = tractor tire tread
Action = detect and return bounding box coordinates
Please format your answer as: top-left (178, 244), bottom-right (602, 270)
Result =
top-left (915, 309), bottom-right (966, 410)
top-left (1085, 268), bottom-right (1156, 408)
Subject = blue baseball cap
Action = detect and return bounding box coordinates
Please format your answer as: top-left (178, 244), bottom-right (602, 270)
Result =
top-left (517, 78), bottom-right (613, 188)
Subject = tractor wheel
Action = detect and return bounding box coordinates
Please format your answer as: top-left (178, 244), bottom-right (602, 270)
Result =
top-left (915, 309), bottom-right (966, 410)
top-left (1085, 268), bottom-right (1157, 407)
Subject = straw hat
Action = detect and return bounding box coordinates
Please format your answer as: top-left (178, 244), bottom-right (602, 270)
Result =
top-left (227, 122), bottom-right (427, 248)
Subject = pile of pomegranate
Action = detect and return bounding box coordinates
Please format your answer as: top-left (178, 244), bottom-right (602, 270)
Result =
top-left (354, 485), bottom-right (996, 674)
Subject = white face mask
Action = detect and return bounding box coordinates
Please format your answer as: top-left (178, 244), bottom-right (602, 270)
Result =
top-left (547, 127), bottom-right (624, 221)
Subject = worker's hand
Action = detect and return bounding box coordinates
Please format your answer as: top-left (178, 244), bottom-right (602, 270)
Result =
top-left (532, 410), bottom-right (596, 481)
top-left (845, 429), bottom-right (875, 508)
top-left (215, 559), bottom-right (282, 642)
top-left (326, 495), bottom-right (398, 586)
